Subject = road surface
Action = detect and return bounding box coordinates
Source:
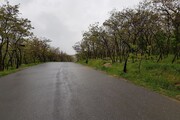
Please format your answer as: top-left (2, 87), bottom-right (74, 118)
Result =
top-left (0, 62), bottom-right (180, 120)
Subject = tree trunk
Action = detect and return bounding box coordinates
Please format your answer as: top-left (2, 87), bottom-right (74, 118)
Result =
top-left (2, 41), bottom-right (9, 70)
top-left (123, 57), bottom-right (128, 73)
top-left (0, 50), bottom-right (3, 71)
top-left (15, 50), bottom-right (20, 69)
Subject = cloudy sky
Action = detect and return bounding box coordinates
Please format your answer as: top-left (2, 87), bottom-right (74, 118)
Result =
top-left (6, 0), bottom-right (141, 55)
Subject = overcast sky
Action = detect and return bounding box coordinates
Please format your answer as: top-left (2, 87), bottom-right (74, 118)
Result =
top-left (6, 0), bottom-right (141, 55)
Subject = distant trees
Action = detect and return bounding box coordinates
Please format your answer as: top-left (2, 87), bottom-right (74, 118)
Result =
top-left (0, 2), bottom-right (73, 71)
top-left (22, 37), bottom-right (73, 64)
top-left (73, 0), bottom-right (180, 72)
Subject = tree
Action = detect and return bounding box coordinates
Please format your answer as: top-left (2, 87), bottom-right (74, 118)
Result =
top-left (74, 0), bottom-right (180, 73)
top-left (150, 0), bottom-right (180, 63)
top-left (0, 2), bottom-right (72, 71)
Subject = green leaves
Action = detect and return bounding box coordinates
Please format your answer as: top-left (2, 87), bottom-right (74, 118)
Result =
top-left (0, 2), bottom-right (72, 71)
top-left (74, 0), bottom-right (180, 73)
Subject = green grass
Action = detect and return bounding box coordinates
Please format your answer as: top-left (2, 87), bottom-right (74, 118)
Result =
top-left (0, 63), bottom-right (41, 77)
top-left (78, 58), bottom-right (180, 100)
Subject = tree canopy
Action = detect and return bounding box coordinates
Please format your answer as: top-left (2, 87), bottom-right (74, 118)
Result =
top-left (73, 0), bottom-right (180, 73)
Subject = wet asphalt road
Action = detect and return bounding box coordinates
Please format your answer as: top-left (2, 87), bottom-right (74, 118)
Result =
top-left (0, 62), bottom-right (180, 120)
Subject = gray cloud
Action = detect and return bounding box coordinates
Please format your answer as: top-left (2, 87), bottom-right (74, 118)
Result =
top-left (8, 0), bottom-right (141, 54)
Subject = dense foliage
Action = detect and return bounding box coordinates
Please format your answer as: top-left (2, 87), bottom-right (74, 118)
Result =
top-left (0, 2), bottom-right (73, 71)
top-left (73, 0), bottom-right (180, 73)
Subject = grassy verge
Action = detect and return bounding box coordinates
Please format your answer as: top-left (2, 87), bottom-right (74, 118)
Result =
top-left (78, 59), bottom-right (180, 101)
top-left (0, 63), bottom-right (41, 77)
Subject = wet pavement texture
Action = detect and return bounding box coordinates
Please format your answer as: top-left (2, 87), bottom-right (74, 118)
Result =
top-left (0, 62), bottom-right (180, 120)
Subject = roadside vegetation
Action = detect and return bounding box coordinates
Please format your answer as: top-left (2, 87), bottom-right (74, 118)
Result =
top-left (0, 1), bottom-right (73, 75)
top-left (78, 58), bottom-right (180, 100)
top-left (73, 0), bottom-right (180, 100)
top-left (0, 63), bottom-right (40, 77)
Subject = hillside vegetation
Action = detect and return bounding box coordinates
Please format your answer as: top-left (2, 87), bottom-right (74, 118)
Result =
top-left (74, 0), bottom-right (180, 100)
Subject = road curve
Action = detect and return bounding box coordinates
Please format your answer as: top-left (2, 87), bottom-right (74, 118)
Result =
top-left (0, 62), bottom-right (180, 120)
